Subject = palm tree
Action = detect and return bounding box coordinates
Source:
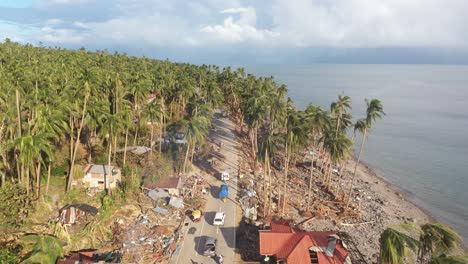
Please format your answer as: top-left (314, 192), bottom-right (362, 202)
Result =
top-left (143, 99), bottom-right (164, 157)
top-left (305, 105), bottom-right (331, 209)
top-left (380, 223), bottom-right (463, 264)
top-left (346, 99), bottom-right (385, 206)
top-left (99, 111), bottom-right (126, 192)
top-left (258, 129), bottom-right (278, 216)
top-left (331, 95), bottom-right (352, 136)
top-left (179, 111), bottom-right (211, 174)
top-left (419, 223), bottom-right (462, 263)
top-left (281, 106), bottom-right (309, 215)
top-left (13, 132), bottom-right (53, 198)
top-left (380, 226), bottom-right (420, 264)
top-left (321, 128), bottom-right (352, 189)
top-left (66, 69), bottom-right (92, 192)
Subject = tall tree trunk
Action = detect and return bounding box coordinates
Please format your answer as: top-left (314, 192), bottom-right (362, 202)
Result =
top-left (46, 162), bottom-right (51, 195)
top-left (190, 141), bottom-right (196, 164)
top-left (346, 128), bottom-right (367, 208)
top-left (182, 143), bottom-right (190, 174)
top-left (133, 125), bottom-right (139, 145)
top-left (107, 138), bottom-right (112, 194)
top-left (159, 112), bottom-right (163, 153)
top-left (263, 149), bottom-right (269, 215)
top-left (282, 142), bottom-right (290, 216)
top-left (112, 136), bottom-right (118, 162)
top-left (123, 126), bottom-right (129, 167)
top-left (149, 123), bottom-right (154, 157)
top-left (307, 153), bottom-right (315, 211)
top-left (267, 159), bottom-right (272, 216)
top-left (16, 89), bottom-right (21, 138)
top-left (35, 162), bottom-right (41, 203)
top-left (67, 94), bottom-right (89, 192)
top-left (26, 167), bottom-right (30, 195)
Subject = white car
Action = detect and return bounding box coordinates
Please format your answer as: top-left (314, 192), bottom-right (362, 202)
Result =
top-left (221, 171), bottom-right (229, 181)
top-left (213, 212), bottom-right (225, 226)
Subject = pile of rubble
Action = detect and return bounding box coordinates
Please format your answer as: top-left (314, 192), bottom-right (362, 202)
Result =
top-left (115, 213), bottom-right (180, 263)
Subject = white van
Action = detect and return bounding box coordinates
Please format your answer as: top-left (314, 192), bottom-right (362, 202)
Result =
top-left (221, 171), bottom-right (229, 181)
top-left (213, 212), bottom-right (225, 226)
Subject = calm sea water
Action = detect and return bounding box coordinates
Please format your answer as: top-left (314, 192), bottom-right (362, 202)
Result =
top-left (243, 64), bottom-right (468, 240)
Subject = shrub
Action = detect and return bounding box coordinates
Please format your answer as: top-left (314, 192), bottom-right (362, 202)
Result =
top-left (0, 184), bottom-right (32, 229)
top-left (0, 248), bottom-right (19, 264)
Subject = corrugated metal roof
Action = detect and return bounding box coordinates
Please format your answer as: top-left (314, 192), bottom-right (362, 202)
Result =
top-left (85, 164), bottom-right (118, 175)
top-left (144, 176), bottom-right (181, 189)
top-left (259, 221), bottom-right (350, 264)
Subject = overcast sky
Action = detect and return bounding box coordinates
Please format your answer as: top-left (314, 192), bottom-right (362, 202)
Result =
top-left (1, 0), bottom-right (468, 64)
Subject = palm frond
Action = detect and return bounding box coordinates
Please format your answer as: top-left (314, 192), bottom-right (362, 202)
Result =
top-left (430, 255), bottom-right (468, 264)
top-left (380, 227), bottom-right (419, 264)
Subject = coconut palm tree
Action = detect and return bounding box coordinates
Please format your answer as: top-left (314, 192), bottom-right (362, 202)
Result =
top-left (66, 69), bottom-right (92, 192)
top-left (305, 105), bottom-right (330, 209)
top-left (418, 223), bottom-right (462, 263)
top-left (380, 223), bottom-right (463, 264)
top-left (331, 95), bottom-right (352, 136)
top-left (258, 129), bottom-right (279, 216)
top-left (321, 128), bottom-right (352, 188)
top-left (179, 111), bottom-right (211, 174)
top-left (346, 99), bottom-right (385, 206)
top-left (13, 132), bottom-right (53, 197)
top-left (380, 226), bottom-right (420, 264)
top-left (143, 99), bottom-right (164, 157)
top-left (281, 106), bottom-right (309, 215)
top-left (99, 111), bottom-right (126, 192)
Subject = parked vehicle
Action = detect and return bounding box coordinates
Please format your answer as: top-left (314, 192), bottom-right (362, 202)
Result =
top-left (192, 209), bottom-right (203, 222)
top-left (213, 212), bottom-right (225, 226)
top-left (203, 237), bottom-right (217, 257)
top-left (218, 185), bottom-right (228, 202)
top-left (221, 171), bottom-right (229, 181)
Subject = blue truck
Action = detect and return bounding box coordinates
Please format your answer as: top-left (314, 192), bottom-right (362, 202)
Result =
top-left (219, 184), bottom-right (228, 202)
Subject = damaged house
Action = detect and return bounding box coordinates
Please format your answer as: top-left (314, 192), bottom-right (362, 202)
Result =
top-left (143, 176), bottom-right (182, 197)
top-left (259, 221), bottom-right (351, 264)
top-left (58, 204), bottom-right (98, 225)
top-left (143, 176), bottom-right (184, 209)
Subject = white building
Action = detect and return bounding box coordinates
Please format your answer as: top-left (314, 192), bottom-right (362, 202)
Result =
top-left (82, 164), bottom-right (122, 190)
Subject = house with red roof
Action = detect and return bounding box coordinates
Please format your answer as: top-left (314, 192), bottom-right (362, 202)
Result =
top-left (259, 221), bottom-right (352, 264)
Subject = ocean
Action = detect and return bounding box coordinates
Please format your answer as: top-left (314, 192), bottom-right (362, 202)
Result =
top-left (243, 64), bottom-right (468, 240)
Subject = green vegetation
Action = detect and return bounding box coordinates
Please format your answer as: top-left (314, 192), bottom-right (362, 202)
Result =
top-left (0, 248), bottom-right (19, 264)
top-left (19, 235), bottom-right (64, 264)
top-left (2, 39), bottom-right (461, 263)
top-left (0, 183), bottom-right (32, 229)
top-left (379, 223), bottom-right (464, 264)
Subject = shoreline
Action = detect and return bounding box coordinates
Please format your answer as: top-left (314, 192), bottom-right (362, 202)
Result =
top-left (300, 156), bottom-right (435, 263)
top-left (355, 158), bottom-right (467, 250)
top-left (234, 120), bottom-right (465, 263)
top-left (356, 158), bottom-right (437, 223)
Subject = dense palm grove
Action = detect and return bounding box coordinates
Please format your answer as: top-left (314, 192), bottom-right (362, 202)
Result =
top-left (0, 40), bottom-right (465, 263)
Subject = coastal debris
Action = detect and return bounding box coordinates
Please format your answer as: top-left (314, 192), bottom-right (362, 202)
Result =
top-left (338, 220), bottom-right (376, 227)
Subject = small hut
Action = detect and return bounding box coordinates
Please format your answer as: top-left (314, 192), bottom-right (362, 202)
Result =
top-left (58, 204), bottom-right (98, 224)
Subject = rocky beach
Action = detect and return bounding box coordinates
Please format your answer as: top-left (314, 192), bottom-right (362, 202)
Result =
top-left (303, 158), bottom-right (433, 263)
top-left (235, 122), bottom-right (438, 263)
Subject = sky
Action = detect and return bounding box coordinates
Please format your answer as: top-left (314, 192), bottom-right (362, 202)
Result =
top-left (1, 0), bottom-right (468, 64)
